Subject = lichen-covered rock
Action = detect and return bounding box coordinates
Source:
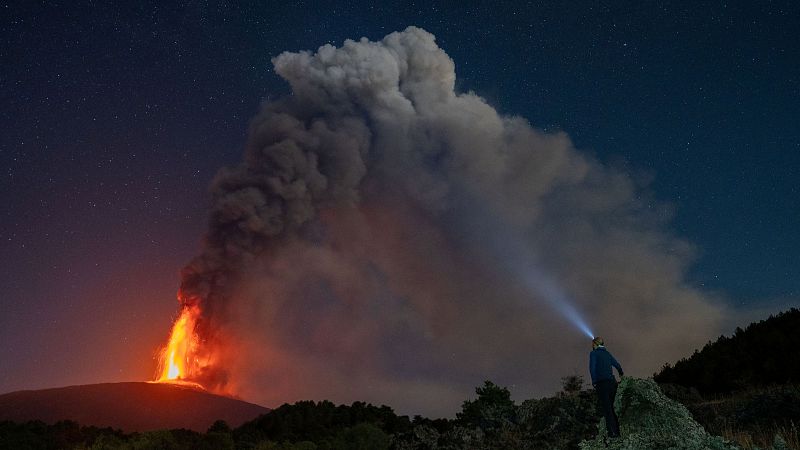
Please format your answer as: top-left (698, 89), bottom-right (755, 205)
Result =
top-left (579, 377), bottom-right (739, 450)
top-left (770, 434), bottom-right (790, 450)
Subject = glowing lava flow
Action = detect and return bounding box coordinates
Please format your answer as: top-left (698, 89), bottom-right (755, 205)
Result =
top-left (156, 304), bottom-right (203, 387)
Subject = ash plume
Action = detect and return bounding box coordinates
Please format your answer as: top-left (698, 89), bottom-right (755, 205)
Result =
top-left (177, 27), bottom-right (728, 415)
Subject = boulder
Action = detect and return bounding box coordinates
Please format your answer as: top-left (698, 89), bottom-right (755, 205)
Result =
top-left (579, 378), bottom-right (738, 450)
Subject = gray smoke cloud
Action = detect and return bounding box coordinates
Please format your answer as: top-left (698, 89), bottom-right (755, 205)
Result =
top-left (179, 27), bottom-right (729, 416)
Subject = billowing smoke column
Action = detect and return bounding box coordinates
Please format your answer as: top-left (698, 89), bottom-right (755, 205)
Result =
top-left (165, 27), bottom-right (728, 415)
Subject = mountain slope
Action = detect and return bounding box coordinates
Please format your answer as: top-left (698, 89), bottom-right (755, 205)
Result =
top-left (0, 382), bottom-right (270, 432)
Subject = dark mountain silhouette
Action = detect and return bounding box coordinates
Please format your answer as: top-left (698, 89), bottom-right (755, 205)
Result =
top-left (0, 382), bottom-right (269, 432)
top-left (654, 307), bottom-right (800, 394)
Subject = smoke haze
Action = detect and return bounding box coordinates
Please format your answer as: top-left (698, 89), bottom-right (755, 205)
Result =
top-left (178, 27), bottom-right (728, 416)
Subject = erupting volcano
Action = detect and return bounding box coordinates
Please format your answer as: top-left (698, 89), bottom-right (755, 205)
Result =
top-left (155, 304), bottom-right (205, 388)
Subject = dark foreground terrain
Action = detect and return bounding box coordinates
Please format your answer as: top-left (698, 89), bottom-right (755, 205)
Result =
top-left (1, 309), bottom-right (798, 449)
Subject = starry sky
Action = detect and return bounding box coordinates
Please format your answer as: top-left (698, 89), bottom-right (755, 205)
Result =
top-left (1, 1), bottom-right (798, 401)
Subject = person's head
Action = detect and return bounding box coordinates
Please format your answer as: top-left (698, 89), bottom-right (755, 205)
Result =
top-left (592, 337), bottom-right (604, 349)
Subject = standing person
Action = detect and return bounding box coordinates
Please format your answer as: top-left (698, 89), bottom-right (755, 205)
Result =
top-left (590, 336), bottom-right (624, 438)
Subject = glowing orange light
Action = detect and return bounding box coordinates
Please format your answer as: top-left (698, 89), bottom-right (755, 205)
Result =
top-left (156, 304), bottom-right (201, 384)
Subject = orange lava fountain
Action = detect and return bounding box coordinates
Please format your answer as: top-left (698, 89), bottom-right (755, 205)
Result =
top-left (155, 304), bottom-right (204, 388)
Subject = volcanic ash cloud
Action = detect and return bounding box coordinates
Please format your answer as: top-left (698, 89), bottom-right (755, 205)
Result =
top-left (173, 26), bottom-right (728, 416)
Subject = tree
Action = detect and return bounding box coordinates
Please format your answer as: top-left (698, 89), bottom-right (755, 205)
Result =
top-left (457, 381), bottom-right (517, 431)
top-left (204, 419), bottom-right (235, 450)
top-left (561, 374), bottom-right (585, 395)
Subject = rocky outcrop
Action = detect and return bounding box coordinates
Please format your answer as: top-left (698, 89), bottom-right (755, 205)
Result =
top-left (579, 378), bottom-right (739, 450)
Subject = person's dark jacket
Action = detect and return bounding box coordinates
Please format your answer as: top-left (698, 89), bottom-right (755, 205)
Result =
top-left (589, 346), bottom-right (623, 385)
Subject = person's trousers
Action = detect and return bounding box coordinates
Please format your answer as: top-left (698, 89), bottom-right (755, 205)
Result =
top-left (595, 379), bottom-right (620, 437)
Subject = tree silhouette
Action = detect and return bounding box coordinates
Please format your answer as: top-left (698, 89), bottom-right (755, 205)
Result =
top-left (655, 308), bottom-right (800, 394)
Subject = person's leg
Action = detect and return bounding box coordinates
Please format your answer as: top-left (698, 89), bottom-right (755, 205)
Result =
top-left (608, 381), bottom-right (620, 437)
top-left (596, 381), bottom-right (617, 437)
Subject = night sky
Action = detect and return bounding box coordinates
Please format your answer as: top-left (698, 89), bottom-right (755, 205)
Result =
top-left (1, 1), bottom-right (798, 411)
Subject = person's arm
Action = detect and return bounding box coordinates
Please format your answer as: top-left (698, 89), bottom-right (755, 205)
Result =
top-left (589, 352), bottom-right (597, 386)
top-left (611, 354), bottom-right (624, 378)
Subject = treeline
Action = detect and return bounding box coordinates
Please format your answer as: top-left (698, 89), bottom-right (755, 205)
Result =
top-left (654, 308), bottom-right (800, 394)
top-left (0, 377), bottom-right (598, 450)
top-left (653, 308), bottom-right (800, 449)
top-left (234, 400), bottom-right (411, 448)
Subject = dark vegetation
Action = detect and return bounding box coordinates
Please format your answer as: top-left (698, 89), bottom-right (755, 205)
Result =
top-left (2, 308), bottom-right (798, 449)
top-left (0, 377), bottom-right (598, 450)
top-left (655, 308), bottom-right (800, 449)
top-left (655, 308), bottom-right (800, 393)
top-left (233, 400), bottom-right (410, 448)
